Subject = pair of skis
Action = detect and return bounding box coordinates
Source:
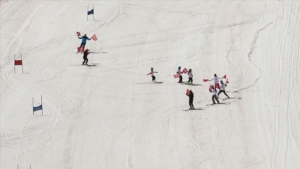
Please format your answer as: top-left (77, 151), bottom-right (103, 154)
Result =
top-left (137, 81), bottom-right (163, 84)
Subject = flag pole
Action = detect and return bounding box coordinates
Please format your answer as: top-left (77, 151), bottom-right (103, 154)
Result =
top-left (14, 54), bottom-right (15, 73)
top-left (21, 54), bottom-right (23, 73)
top-left (41, 95), bottom-right (43, 116)
top-left (32, 97), bottom-right (34, 115)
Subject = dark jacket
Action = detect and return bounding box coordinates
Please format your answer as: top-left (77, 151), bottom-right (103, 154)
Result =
top-left (83, 50), bottom-right (89, 58)
top-left (187, 91), bottom-right (194, 100)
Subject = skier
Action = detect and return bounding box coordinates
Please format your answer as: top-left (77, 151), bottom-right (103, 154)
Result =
top-left (210, 85), bottom-right (220, 104)
top-left (210, 74), bottom-right (223, 90)
top-left (186, 90), bottom-right (195, 109)
top-left (177, 66), bottom-right (183, 83)
top-left (218, 80), bottom-right (230, 99)
top-left (78, 34), bottom-right (91, 50)
top-left (147, 67), bottom-right (158, 82)
top-left (187, 69), bottom-right (193, 84)
top-left (82, 49), bottom-right (90, 65)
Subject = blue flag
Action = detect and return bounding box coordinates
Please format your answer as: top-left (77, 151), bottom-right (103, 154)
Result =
top-left (33, 105), bottom-right (42, 112)
top-left (87, 9), bottom-right (94, 15)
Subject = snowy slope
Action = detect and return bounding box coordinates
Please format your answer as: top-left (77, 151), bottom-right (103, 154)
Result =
top-left (1, 1), bottom-right (300, 169)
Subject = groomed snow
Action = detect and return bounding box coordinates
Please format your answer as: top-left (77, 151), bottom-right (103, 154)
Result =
top-left (1, 0), bottom-right (300, 169)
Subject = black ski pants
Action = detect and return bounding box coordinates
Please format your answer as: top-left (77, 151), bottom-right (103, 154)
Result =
top-left (212, 95), bottom-right (219, 103)
top-left (83, 56), bottom-right (88, 64)
top-left (179, 75), bottom-right (182, 82)
top-left (189, 99), bottom-right (194, 108)
top-left (218, 90), bottom-right (229, 97)
top-left (80, 43), bottom-right (86, 50)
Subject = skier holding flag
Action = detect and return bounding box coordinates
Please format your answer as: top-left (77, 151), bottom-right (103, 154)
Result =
top-left (147, 67), bottom-right (158, 82)
top-left (210, 85), bottom-right (220, 104)
top-left (186, 89), bottom-right (195, 109)
top-left (177, 66), bottom-right (183, 83)
top-left (210, 74), bottom-right (224, 90)
top-left (82, 49), bottom-right (90, 65)
top-left (78, 34), bottom-right (91, 51)
top-left (187, 69), bottom-right (193, 84)
top-left (218, 80), bottom-right (230, 99)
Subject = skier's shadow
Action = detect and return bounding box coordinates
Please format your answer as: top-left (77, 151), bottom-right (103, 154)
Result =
top-left (86, 63), bottom-right (99, 67)
top-left (90, 52), bottom-right (107, 54)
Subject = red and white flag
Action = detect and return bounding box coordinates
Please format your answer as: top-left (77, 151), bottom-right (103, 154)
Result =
top-left (203, 79), bottom-right (209, 82)
top-left (77, 47), bottom-right (84, 53)
top-left (186, 89), bottom-right (190, 95)
top-left (226, 79), bottom-right (229, 84)
top-left (209, 85), bottom-right (212, 92)
top-left (91, 34), bottom-right (97, 41)
top-left (182, 68), bottom-right (188, 74)
top-left (76, 32), bottom-right (81, 36)
top-left (223, 75), bottom-right (227, 79)
top-left (173, 74), bottom-right (180, 78)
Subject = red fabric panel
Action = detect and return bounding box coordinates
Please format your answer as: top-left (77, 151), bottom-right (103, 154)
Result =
top-left (92, 34), bottom-right (97, 41)
top-left (15, 60), bottom-right (22, 65)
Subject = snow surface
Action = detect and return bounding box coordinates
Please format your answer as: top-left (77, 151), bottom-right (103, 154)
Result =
top-left (1, 0), bottom-right (300, 169)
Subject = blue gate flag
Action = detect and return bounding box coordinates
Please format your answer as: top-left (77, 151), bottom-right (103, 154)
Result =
top-left (33, 105), bottom-right (42, 112)
top-left (88, 9), bottom-right (94, 15)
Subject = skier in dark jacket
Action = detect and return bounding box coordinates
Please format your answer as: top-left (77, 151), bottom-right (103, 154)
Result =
top-left (186, 90), bottom-right (195, 109)
top-left (82, 49), bottom-right (89, 65)
top-left (78, 34), bottom-right (91, 50)
top-left (177, 66), bottom-right (183, 83)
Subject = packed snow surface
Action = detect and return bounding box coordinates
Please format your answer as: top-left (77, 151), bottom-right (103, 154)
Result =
top-left (1, 1), bottom-right (300, 169)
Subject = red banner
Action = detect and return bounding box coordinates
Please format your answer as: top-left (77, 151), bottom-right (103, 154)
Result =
top-left (186, 89), bottom-right (190, 95)
top-left (15, 60), bottom-right (22, 65)
top-left (91, 34), bottom-right (97, 41)
top-left (76, 32), bottom-right (81, 36)
top-left (77, 47), bottom-right (84, 53)
top-left (173, 74), bottom-right (179, 78)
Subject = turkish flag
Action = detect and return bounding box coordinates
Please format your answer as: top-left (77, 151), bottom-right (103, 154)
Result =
top-left (77, 47), bottom-right (84, 53)
top-left (226, 79), bottom-right (229, 84)
top-left (173, 74), bottom-right (180, 78)
top-left (76, 32), bottom-right (81, 36)
top-left (203, 79), bottom-right (209, 82)
top-left (186, 89), bottom-right (190, 95)
top-left (209, 85), bottom-right (212, 92)
top-left (223, 75), bottom-right (226, 79)
top-left (182, 68), bottom-right (188, 74)
top-left (91, 34), bottom-right (97, 41)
